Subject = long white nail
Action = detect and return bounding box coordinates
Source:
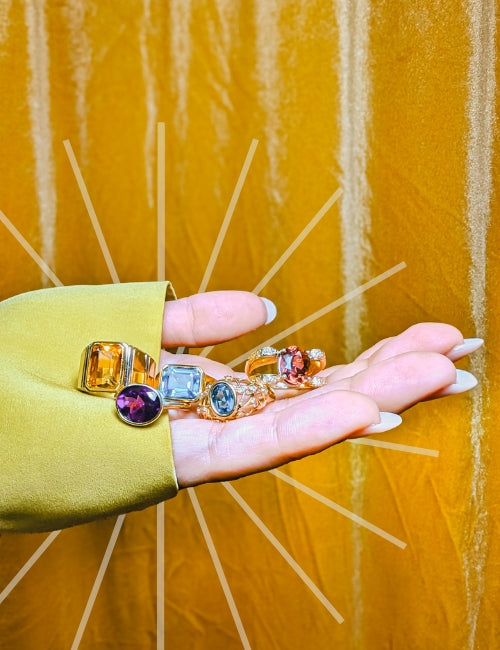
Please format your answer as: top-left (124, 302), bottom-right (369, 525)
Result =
top-left (260, 297), bottom-right (277, 324)
top-left (439, 369), bottom-right (478, 395)
top-left (362, 412), bottom-right (402, 435)
top-left (447, 338), bottom-right (484, 361)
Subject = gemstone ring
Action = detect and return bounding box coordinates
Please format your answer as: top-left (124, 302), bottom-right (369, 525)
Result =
top-left (196, 376), bottom-right (275, 421)
top-left (115, 364), bottom-right (217, 427)
top-left (157, 364), bottom-right (214, 408)
top-left (78, 341), bottom-right (157, 396)
top-left (245, 345), bottom-right (327, 390)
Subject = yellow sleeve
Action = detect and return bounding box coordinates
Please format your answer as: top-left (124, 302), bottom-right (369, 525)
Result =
top-left (0, 282), bottom-right (178, 533)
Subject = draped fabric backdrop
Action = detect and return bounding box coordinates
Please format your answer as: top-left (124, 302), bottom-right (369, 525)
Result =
top-left (0, 1), bottom-right (498, 648)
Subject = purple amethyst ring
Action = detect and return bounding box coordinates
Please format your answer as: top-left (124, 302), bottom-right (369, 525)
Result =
top-left (115, 384), bottom-right (164, 426)
top-left (115, 364), bottom-right (215, 427)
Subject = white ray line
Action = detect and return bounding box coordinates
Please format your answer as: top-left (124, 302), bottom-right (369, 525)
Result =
top-left (177, 139), bottom-right (259, 355)
top-left (63, 139), bottom-right (120, 284)
top-left (140, 0), bottom-right (157, 210)
top-left (188, 488), bottom-right (251, 649)
top-left (24, 0), bottom-right (57, 287)
top-left (227, 262), bottom-right (406, 368)
top-left (0, 530), bottom-right (61, 605)
top-left (71, 515), bottom-right (125, 650)
top-left (463, 1), bottom-right (496, 647)
top-left (198, 139), bottom-right (259, 294)
top-left (199, 187), bottom-right (343, 359)
top-left (0, 210), bottom-right (63, 286)
top-left (347, 438), bottom-right (439, 457)
top-left (157, 502), bottom-right (165, 650)
top-left (223, 482), bottom-right (344, 624)
top-left (252, 188), bottom-right (343, 295)
top-left (269, 469), bottom-right (406, 548)
top-left (157, 122), bottom-right (166, 282)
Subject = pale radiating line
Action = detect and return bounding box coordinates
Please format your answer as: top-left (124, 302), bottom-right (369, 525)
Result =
top-left (140, 0), bottom-right (158, 210)
top-left (0, 210), bottom-right (63, 286)
top-left (223, 482), bottom-right (344, 624)
top-left (269, 470), bottom-right (406, 548)
top-left (463, 1), bottom-right (496, 647)
top-left (157, 123), bottom-right (166, 281)
top-left (252, 188), bottom-right (343, 295)
top-left (188, 488), bottom-right (251, 649)
top-left (0, 530), bottom-right (61, 605)
top-left (71, 515), bottom-right (125, 650)
top-left (63, 139), bottom-right (120, 284)
top-left (348, 438), bottom-right (439, 457)
top-left (198, 139), bottom-right (259, 294)
top-left (227, 262), bottom-right (406, 368)
top-left (24, 0), bottom-right (57, 287)
top-left (157, 502), bottom-right (165, 650)
top-left (177, 138), bottom-right (259, 355)
top-left (200, 186), bottom-right (343, 359)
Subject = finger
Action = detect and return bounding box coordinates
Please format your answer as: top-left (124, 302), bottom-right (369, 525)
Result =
top-left (170, 391), bottom-right (387, 487)
top-left (325, 351), bottom-right (459, 412)
top-left (360, 323), bottom-right (464, 364)
top-left (162, 291), bottom-right (276, 347)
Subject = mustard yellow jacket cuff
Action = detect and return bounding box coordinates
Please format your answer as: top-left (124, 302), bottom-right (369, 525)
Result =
top-left (0, 282), bottom-right (178, 533)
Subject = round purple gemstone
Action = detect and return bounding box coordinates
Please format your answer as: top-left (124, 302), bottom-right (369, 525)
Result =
top-left (116, 384), bottom-right (163, 426)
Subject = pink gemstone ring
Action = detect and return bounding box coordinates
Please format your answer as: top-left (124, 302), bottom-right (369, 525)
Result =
top-left (244, 345), bottom-right (327, 390)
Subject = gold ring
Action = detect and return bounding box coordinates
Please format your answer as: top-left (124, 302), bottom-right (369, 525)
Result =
top-left (245, 345), bottom-right (326, 389)
top-left (78, 342), bottom-right (156, 396)
top-left (197, 376), bottom-right (275, 420)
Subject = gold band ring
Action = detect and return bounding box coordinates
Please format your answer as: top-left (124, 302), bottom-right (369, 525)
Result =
top-left (78, 342), bottom-right (156, 396)
top-left (197, 376), bottom-right (275, 421)
top-left (245, 345), bottom-right (326, 389)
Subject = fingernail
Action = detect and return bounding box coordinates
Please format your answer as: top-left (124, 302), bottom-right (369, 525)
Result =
top-left (447, 338), bottom-right (484, 361)
top-left (439, 369), bottom-right (478, 395)
top-left (362, 412), bottom-right (402, 435)
top-left (261, 297), bottom-right (277, 324)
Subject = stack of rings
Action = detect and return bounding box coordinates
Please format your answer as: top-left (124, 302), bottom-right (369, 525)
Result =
top-left (77, 341), bottom-right (326, 427)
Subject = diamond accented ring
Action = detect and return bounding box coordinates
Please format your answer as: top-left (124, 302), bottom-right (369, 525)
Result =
top-left (245, 345), bottom-right (326, 389)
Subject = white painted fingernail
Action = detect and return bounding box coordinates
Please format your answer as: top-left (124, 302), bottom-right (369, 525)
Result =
top-left (440, 369), bottom-right (478, 395)
top-left (362, 412), bottom-right (402, 435)
top-left (261, 297), bottom-right (277, 324)
top-left (447, 338), bottom-right (484, 361)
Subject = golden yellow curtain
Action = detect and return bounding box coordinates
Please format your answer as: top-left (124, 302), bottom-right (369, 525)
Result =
top-left (0, 1), bottom-right (498, 648)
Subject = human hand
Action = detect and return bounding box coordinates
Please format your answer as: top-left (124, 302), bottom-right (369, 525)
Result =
top-left (160, 292), bottom-right (481, 488)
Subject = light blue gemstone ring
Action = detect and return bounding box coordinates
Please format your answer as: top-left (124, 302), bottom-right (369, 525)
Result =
top-left (196, 376), bottom-right (275, 421)
top-left (157, 364), bottom-right (214, 408)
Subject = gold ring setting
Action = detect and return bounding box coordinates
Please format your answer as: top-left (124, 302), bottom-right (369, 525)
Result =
top-left (197, 376), bottom-right (275, 421)
top-left (78, 342), bottom-right (156, 395)
top-left (78, 341), bottom-right (326, 426)
top-left (245, 345), bottom-right (327, 389)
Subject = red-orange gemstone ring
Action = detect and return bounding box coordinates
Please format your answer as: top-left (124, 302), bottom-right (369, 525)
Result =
top-left (244, 345), bottom-right (327, 390)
